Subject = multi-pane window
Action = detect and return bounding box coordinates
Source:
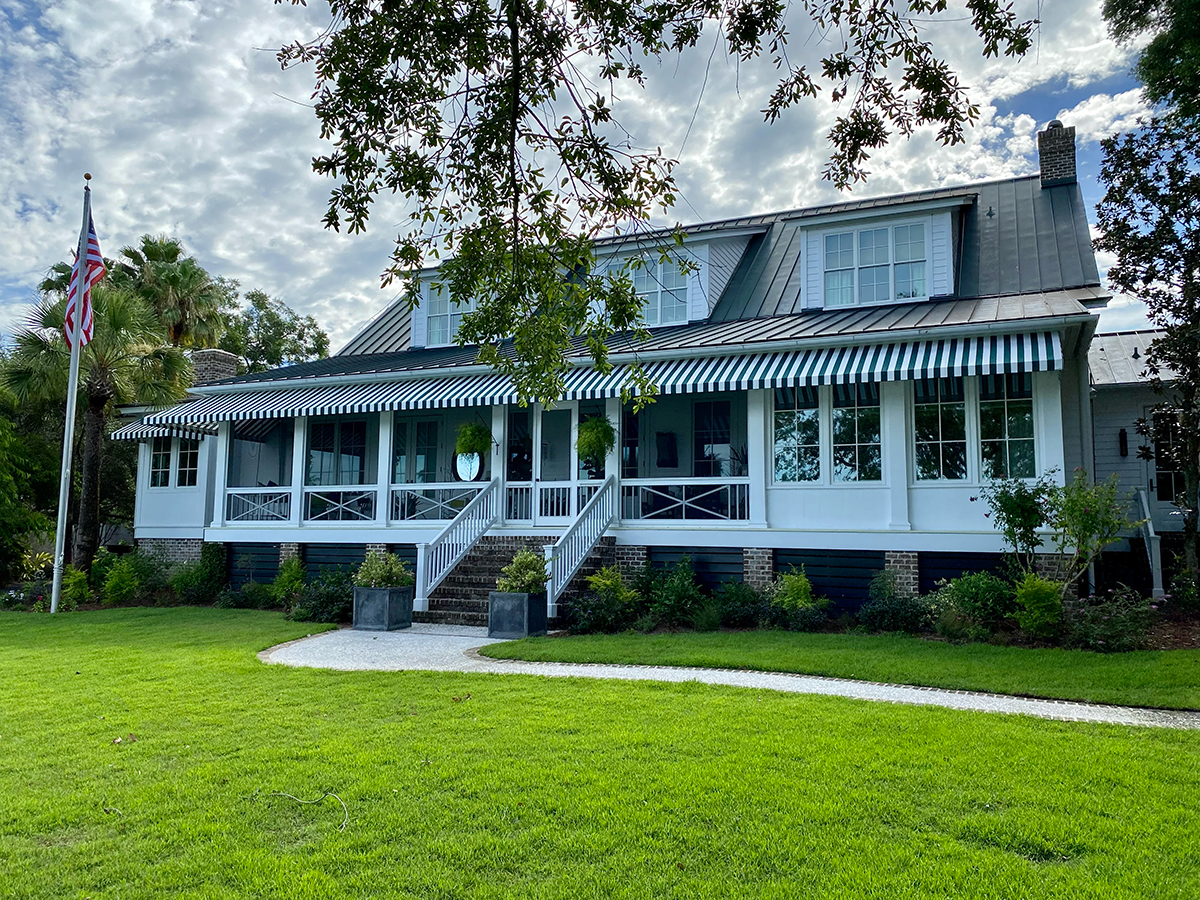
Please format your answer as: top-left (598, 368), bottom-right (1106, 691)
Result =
top-left (150, 436), bottom-right (172, 487)
top-left (177, 438), bottom-right (199, 487)
top-left (392, 419), bottom-right (441, 484)
top-left (307, 419), bottom-right (370, 486)
top-left (832, 383), bottom-right (881, 481)
top-left (1152, 414), bottom-right (1186, 503)
top-left (634, 257), bottom-right (688, 326)
top-left (621, 406), bottom-right (641, 478)
top-left (773, 387), bottom-right (821, 482)
top-left (823, 222), bottom-right (927, 307)
top-left (578, 401), bottom-right (608, 479)
top-left (980, 373), bottom-right (1034, 479)
top-left (693, 400), bottom-right (734, 477)
top-left (507, 409), bottom-right (533, 482)
top-left (426, 283), bottom-right (477, 347)
top-left (915, 377), bottom-right (967, 480)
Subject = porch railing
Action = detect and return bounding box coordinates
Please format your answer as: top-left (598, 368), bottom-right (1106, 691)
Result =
top-left (620, 478), bottom-right (750, 521)
top-left (304, 488), bottom-right (377, 522)
top-left (506, 483), bottom-right (533, 521)
top-left (1137, 488), bottom-right (1165, 598)
top-left (415, 477), bottom-right (500, 611)
top-left (392, 482), bottom-right (485, 521)
top-left (226, 487), bottom-right (291, 523)
top-left (544, 475), bottom-right (617, 615)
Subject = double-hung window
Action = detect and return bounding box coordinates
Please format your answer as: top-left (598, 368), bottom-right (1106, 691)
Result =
top-left (980, 373), bottom-right (1034, 479)
top-left (426, 283), bottom-right (477, 347)
top-left (392, 418), bottom-right (441, 484)
top-left (832, 383), bottom-right (881, 481)
top-left (1152, 413), bottom-right (1187, 503)
top-left (634, 257), bottom-right (688, 326)
top-left (914, 377), bottom-right (967, 481)
top-left (823, 221), bottom-right (927, 307)
top-left (177, 438), bottom-right (200, 487)
top-left (773, 387), bottom-right (821, 482)
top-left (150, 436), bottom-right (172, 487)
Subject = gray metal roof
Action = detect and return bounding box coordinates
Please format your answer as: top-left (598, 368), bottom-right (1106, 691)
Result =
top-left (1089, 330), bottom-right (1174, 386)
top-left (338, 297), bottom-right (412, 356)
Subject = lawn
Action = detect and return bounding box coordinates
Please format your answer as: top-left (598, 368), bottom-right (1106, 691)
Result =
top-left (1, 608), bottom-right (1199, 899)
top-left (482, 630), bottom-right (1200, 710)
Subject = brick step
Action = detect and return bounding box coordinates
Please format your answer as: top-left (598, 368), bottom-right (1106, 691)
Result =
top-left (428, 597), bottom-right (489, 613)
top-left (413, 610), bottom-right (489, 627)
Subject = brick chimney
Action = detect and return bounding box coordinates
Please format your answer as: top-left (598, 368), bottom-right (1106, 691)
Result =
top-left (190, 349), bottom-right (240, 385)
top-left (1037, 120), bottom-right (1077, 188)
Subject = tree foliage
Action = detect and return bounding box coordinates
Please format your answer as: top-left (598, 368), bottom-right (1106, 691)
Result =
top-left (1095, 114), bottom-right (1200, 581)
top-left (276, 0), bottom-right (1033, 404)
top-left (218, 289), bottom-right (330, 373)
top-left (1104, 0), bottom-right (1200, 119)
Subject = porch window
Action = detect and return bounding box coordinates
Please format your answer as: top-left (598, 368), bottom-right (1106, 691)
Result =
top-left (823, 221), bottom-right (927, 308)
top-left (980, 373), bottom-right (1034, 479)
top-left (694, 400), bottom-right (742, 476)
top-left (393, 419), bottom-right (440, 484)
top-left (773, 386), bottom-right (821, 482)
top-left (621, 407), bottom-right (641, 478)
top-left (914, 377), bottom-right (967, 481)
top-left (177, 438), bottom-right (200, 487)
top-left (1152, 413), bottom-right (1187, 503)
top-left (832, 383), bottom-right (881, 481)
top-left (634, 257), bottom-right (688, 326)
top-left (228, 420), bottom-right (294, 488)
top-left (427, 283), bottom-right (477, 347)
top-left (306, 418), bottom-right (374, 486)
top-left (150, 436), bottom-right (171, 487)
top-left (507, 408), bottom-right (533, 481)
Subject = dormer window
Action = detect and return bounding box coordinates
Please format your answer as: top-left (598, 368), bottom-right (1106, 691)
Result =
top-left (634, 257), bottom-right (688, 326)
top-left (823, 221), bottom-right (927, 307)
top-left (427, 283), bottom-right (477, 347)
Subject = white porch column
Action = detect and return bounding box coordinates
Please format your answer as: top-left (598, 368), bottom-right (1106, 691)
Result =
top-left (290, 417), bottom-right (307, 526)
top-left (211, 421), bottom-right (231, 527)
top-left (604, 397), bottom-right (621, 478)
top-left (1035, 370), bottom-right (1066, 483)
top-left (376, 410), bottom-right (393, 525)
top-left (747, 389), bottom-right (769, 526)
top-left (880, 381), bottom-right (911, 530)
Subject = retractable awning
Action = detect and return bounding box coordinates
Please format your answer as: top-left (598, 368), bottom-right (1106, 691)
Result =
top-left (109, 421), bottom-right (219, 442)
top-left (143, 331), bottom-right (1061, 426)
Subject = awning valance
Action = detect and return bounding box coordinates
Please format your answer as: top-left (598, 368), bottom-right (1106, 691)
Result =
top-left (110, 421), bottom-right (218, 442)
top-left (143, 331), bottom-right (1061, 426)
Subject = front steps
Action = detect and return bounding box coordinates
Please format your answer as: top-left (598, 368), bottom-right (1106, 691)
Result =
top-left (413, 535), bottom-right (616, 627)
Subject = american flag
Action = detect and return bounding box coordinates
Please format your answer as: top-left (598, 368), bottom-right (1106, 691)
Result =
top-left (64, 212), bottom-right (105, 349)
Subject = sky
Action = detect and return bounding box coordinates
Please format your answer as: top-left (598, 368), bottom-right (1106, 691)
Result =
top-left (0, 0), bottom-right (1156, 353)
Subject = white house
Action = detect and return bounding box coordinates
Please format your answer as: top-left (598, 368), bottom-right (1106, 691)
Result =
top-left (116, 120), bottom-right (1116, 621)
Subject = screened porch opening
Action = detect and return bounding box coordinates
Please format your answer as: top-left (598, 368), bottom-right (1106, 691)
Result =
top-left (305, 416), bottom-right (379, 522)
top-left (391, 407), bottom-right (492, 520)
top-left (225, 419), bottom-right (294, 522)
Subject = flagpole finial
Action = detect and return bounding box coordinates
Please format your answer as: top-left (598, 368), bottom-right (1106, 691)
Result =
top-left (84, 172), bottom-right (91, 181)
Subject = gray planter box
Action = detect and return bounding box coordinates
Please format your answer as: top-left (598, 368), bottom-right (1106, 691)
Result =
top-left (353, 585), bottom-right (414, 631)
top-left (488, 591), bottom-right (548, 639)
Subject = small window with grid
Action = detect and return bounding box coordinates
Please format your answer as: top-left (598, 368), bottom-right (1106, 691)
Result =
top-left (177, 438), bottom-right (199, 487)
top-left (980, 373), bottom-right (1035, 478)
top-left (914, 377), bottom-right (967, 480)
top-left (150, 436), bottom-right (172, 487)
top-left (823, 232), bottom-right (855, 307)
top-left (832, 383), bottom-right (881, 481)
top-left (426, 283), bottom-right (477, 347)
top-left (773, 386), bottom-right (821, 482)
top-left (1152, 413), bottom-right (1187, 503)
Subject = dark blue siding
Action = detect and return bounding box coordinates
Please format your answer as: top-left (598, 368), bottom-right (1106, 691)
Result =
top-left (648, 547), bottom-right (744, 591)
top-left (227, 542), bottom-right (280, 589)
top-left (774, 549), bottom-right (885, 612)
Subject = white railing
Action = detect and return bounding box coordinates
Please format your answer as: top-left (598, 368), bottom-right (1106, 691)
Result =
top-left (391, 482), bottom-right (485, 521)
top-left (544, 475), bottom-right (617, 615)
top-left (506, 483), bottom-right (533, 521)
top-left (1137, 488), bottom-right (1165, 598)
top-left (304, 488), bottom-right (377, 522)
top-left (620, 478), bottom-right (750, 521)
top-left (226, 487), bottom-right (291, 522)
top-left (539, 485), bottom-right (572, 518)
top-left (414, 477), bottom-right (500, 611)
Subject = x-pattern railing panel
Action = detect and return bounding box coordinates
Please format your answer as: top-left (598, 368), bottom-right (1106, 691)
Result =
top-left (620, 481), bottom-right (750, 521)
top-left (392, 484), bottom-right (484, 521)
top-left (305, 489), bottom-right (377, 522)
top-left (226, 490), bottom-right (291, 522)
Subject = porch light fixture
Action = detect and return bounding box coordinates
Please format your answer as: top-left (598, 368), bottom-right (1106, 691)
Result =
top-left (1119, 428), bottom-right (1128, 457)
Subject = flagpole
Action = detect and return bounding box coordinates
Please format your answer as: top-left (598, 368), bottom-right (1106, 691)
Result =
top-left (50, 174), bottom-right (93, 615)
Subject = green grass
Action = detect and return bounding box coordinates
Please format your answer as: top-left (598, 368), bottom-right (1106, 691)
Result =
top-left (2, 608), bottom-right (1199, 898)
top-left (481, 630), bottom-right (1200, 710)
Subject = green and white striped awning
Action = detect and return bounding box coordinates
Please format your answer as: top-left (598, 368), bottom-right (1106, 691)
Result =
top-left (143, 331), bottom-right (1061, 426)
top-left (109, 421), bottom-right (219, 442)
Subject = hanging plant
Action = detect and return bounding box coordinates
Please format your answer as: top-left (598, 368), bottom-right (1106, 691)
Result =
top-left (455, 421), bottom-right (493, 458)
top-left (576, 415), bottom-right (616, 474)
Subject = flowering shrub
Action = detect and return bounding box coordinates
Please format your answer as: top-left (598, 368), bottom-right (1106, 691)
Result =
top-left (1063, 587), bottom-right (1156, 652)
top-left (1014, 572), bottom-right (1063, 639)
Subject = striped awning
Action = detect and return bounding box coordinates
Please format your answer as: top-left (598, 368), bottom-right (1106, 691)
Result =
top-left (110, 421), bottom-right (218, 442)
top-left (144, 331), bottom-right (1061, 425)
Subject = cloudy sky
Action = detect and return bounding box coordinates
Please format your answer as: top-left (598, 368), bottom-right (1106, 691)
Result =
top-left (0, 0), bottom-right (1153, 352)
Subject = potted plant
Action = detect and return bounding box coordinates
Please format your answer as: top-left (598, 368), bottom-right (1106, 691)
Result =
top-left (352, 551), bottom-right (416, 631)
top-left (488, 548), bottom-right (548, 638)
top-left (454, 421), bottom-right (492, 482)
top-left (576, 415), bottom-right (615, 480)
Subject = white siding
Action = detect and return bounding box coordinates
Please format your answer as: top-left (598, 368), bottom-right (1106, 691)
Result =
top-left (409, 279), bottom-right (429, 348)
top-left (804, 229), bottom-right (822, 309)
top-left (930, 210), bottom-right (952, 296)
top-left (134, 437), bottom-right (213, 539)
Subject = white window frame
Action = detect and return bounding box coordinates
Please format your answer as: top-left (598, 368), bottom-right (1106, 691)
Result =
top-left (147, 436), bottom-right (202, 491)
top-left (820, 216), bottom-right (932, 309)
top-left (770, 385), bottom-right (888, 488)
top-left (425, 281), bottom-right (478, 348)
top-left (599, 252), bottom-right (690, 328)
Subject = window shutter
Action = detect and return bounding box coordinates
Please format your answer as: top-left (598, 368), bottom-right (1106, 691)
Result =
top-left (804, 230), bottom-right (823, 308)
top-left (410, 281), bottom-right (428, 348)
top-left (930, 211), bottom-right (952, 296)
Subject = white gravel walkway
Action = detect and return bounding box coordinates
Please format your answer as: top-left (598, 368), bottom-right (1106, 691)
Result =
top-left (261, 624), bottom-right (1200, 730)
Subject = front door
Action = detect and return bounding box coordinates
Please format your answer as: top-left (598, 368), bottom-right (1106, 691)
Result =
top-left (535, 405), bottom-right (576, 525)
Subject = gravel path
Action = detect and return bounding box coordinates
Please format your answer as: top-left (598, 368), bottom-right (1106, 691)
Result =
top-left (261, 625), bottom-right (1200, 730)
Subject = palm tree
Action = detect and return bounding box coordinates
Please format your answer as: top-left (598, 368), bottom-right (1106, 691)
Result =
top-left (2, 284), bottom-right (191, 572)
top-left (111, 234), bottom-right (228, 347)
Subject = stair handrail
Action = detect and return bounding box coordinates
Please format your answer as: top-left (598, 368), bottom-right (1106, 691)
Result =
top-left (1136, 488), bottom-right (1165, 599)
top-left (544, 474), bottom-right (617, 614)
top-left (415, 477), bottom-right (500, 611)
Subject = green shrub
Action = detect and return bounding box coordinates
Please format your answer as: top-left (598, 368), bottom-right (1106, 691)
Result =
top-left (271, 557), bottom-right (307, 608)
top-left (692, 598), bottom-right (722, 632)
top-left (353, 551), bottom-right (414, 588)
top-left (715, 581), bottom-right (767, 629)
top-left (241, 580), bottom-right (277, 610)
top-left (1014, 572), bottom-right (1063, 639)
top-left (7, 579), bottom-right (50, 611)
top-left (60, 565), bottom-right (89, 611)
top-left (291, 569), bottom-right (354, 623)
top-left (859, 591), bottom-right (932, 634)
top-left (103, 558), bottom-right (141, 607)
top-left (650, 557), bottom-right (706, 627)
top-left (89, 547), bottom-right (121, 590)
top-left (212, 586), bottom-right (241, 609)
top-left (563, 565), bottom-right (641, 634)
top-left (630, 564), bottom-right (664, 604)
top-left (631, 613), bottom-right (657, 634)
top-left (496, 549), bottom-right (547, 594)
top-left (764, 567), bottom-right (830, 632)
top-left (170, 544), bottom-right (227, 605)
top-left (20, 551), bottom-right (52, 581)
top-left (1064, 586), bottom-right (1156, 652)
top-left (1167, 569), bottom-right (1199, 614)
top-left (945, 571), bottom-right (1016, 630)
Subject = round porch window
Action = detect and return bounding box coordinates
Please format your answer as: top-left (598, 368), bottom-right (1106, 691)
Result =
top-left (455, 452), bottom-right (483, 482)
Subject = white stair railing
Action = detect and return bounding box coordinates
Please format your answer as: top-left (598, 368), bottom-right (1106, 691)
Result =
top-left (543, 474), bottom-right (617, 617)
top-left (414, 477), bottom-right (500, 611)
top-left (1137, 488), bottom-right (1165, 599)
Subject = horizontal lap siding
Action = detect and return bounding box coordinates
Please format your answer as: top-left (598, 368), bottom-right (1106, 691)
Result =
top-left (918, 552), bottom-right (1006, 595)
top-left (774, 549), bottom-right (885, 611)
top-left (387, 544), bottom-right (419, 571)
top-left (305, 544), bottom-right (368, 579)
top-left (648, 547), bottom-right (744, 591)
top-left (227, 542), bottom-right (280, 589)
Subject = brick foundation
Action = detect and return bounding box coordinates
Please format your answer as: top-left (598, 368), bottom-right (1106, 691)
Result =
top-left (884, 551), bottom-right (919, 597)
top-left (365, 543), bottom-right (389, 554)
top-left (614, 544), bottom-right (648, 573)
top-left (136, 537), bottom-right (207, 564)
top-left (279, 542), bottom-right (302, 565)
top-left (743, 548), bottom-right (773, 589)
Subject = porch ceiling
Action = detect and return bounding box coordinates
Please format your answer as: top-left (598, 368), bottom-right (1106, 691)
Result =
top-left (142, 332), bottom-right (1062, 426)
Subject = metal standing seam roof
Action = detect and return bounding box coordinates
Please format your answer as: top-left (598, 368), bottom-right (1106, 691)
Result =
top-left (1089, 330), bottom-right (1174, 386)
top-left (143, 331), bottom-right (1062, 426)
